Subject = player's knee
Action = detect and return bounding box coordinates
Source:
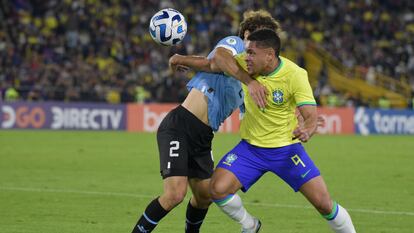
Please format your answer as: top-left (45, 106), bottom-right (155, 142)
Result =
top-left (209, 179), bottom-right (232, 200)
top-left (165, 191), bottom-right (186, 207)
top-left (313, 194), bottom-right (333, 215)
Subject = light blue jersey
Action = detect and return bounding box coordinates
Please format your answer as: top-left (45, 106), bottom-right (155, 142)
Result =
top-left (187, 36), bottom-right (245, 131)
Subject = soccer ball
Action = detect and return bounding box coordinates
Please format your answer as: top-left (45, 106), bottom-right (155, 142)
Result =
top-left (149, 8), bottom-right (187, 46)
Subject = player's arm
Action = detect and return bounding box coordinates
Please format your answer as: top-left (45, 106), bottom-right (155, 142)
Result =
top-left (169, 54), bottom-right (212, 73)
top-left (296, 110), bottom-right (326, 128)
top-left (293, 105), bottom-right (318, 142)
top-left (293, 69), bottom-right (318, 142)
top-left (210, 47), bottom-right (267, 108)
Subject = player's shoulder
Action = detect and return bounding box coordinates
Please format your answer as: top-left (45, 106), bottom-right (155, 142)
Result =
top-left (217, 36), bottom-right (243, 46)
top-left (280, 56), bottom-right (306, 72)
top-left (215, 36), bottom-right (244, 56)
top-left (280, 56), bottom-right (308, 79)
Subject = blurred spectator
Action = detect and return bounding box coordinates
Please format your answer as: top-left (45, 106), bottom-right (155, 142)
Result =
top-left (135, 86), bottom-right (150, 103)
top-left (5, 87), bottom-right (19, 101)
top-left (0, 0), bottom-right (412, 107)
top-left (409, 93), bottom-right (414, 109)
top-left (318, 62), bottom-right (328, 88)
top-left (366, 66), bottom-right (376, 85)
top-left (344, 92), bottom-right (357, 107)
top-left (378, 96), bottom-right (391, 109)
top-left (106, 89), bottom-right (121, 104)
top-left (326, 91), bottom-right (344, 107)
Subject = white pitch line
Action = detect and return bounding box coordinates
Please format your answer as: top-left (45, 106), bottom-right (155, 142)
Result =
top-left (0, 186), bottom-right (154, 199)
top-left (1, 186), bottom-right (413, 217)
top-left (243, 201), bottom-right (414, 216)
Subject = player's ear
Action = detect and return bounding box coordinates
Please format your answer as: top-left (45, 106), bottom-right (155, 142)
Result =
top-left (266, 49), bottom-right (274, 62)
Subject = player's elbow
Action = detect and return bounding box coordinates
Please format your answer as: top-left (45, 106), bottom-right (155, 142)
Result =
top-left (210, 48), bottom-right (235, 73)
top-left (197, 57), bottom-right (214, 72)
top-left (209, 54), bottom-right (224, 72)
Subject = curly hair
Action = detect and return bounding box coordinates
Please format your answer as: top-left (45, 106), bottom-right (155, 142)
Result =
top-left (238, 10), bottom-right (282, 39)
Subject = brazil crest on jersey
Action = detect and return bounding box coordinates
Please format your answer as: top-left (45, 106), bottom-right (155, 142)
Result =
top-left (234, 55), bottom-right (317, 148)
top-left (187, 36), bottom-right (245, 131)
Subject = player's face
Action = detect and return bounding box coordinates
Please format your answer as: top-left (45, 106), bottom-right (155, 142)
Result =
top-left (245, 41), bottom-right (273, 75)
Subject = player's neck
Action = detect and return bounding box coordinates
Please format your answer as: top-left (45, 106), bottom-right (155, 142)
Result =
top-left (263, 57), bottom-right (281, 76)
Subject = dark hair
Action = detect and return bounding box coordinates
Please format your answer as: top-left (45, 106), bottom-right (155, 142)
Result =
top-left (238, 10), bottom-right (282, 40)
top-left (247, 28), bottom-right (281, 56)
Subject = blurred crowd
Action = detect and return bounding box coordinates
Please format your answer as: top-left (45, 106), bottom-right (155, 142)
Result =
top-left (1, 0), bottom-right (413, 108)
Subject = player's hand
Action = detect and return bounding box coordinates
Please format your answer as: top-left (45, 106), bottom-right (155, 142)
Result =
top-left (247, 80), bottom-right (268, 109)
top-left (293, 127), bottom-right (310, 143)
top-left (169, 54), bottom-right (189, 73)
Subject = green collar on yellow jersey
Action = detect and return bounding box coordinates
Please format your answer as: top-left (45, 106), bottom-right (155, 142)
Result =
top-left (266, 57), bottom-right (284, 77)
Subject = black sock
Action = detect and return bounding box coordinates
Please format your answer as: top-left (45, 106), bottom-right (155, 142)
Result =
top-left (185, 201), bottom-right (209, 233)
top-left (132, 198), bottom-right (169, 233)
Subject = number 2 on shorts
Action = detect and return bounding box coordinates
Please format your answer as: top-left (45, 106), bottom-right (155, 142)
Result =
top-left (169, 141), bottom-right (180, 157)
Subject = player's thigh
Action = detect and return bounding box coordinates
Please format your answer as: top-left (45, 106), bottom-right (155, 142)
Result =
top-left (157, 129), bottom-right (189, 178)
top-left (186, 120), bottom-right (214, 179)
top-left (214, 141), bottom-right (264, 194)
top-left (271, 143), bottom-right (321, 192)
top-left (188, 149), bottom-right (214, 180)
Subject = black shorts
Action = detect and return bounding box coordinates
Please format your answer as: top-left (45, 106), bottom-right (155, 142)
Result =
top-left (157, 105), bottom-right (214, 179)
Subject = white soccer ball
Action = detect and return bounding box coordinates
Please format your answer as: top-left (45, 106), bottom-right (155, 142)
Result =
top-left (149, 8), bottom-right (187, 46)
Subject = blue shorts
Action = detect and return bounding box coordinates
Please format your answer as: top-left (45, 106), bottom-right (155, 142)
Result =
top-left (216, 140), bottom-right (320, 192)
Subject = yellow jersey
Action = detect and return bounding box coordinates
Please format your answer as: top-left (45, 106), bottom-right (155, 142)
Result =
top-left (235, 55), bottom-right (316, 148)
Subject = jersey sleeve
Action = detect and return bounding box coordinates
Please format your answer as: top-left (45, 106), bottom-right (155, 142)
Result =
top-left (214, 36), bottom-right (244, 56)
top-left (292, 69), bottom-right (317, 106)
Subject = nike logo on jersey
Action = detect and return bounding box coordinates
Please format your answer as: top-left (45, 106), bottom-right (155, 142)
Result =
top-left (301, 169), bottom-right (312, 179)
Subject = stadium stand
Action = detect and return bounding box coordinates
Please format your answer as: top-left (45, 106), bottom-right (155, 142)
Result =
top-left (0, 0), bottom-right (413, 107)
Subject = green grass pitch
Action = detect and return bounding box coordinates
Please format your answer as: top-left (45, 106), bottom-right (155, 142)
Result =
top-left (0, 131), bottom-right (413, 233)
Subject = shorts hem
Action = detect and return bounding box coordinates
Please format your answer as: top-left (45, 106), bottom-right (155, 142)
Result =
top-left (161, 169), bottom-right (187, 179)
top-left (293, 172), bottom-right (321, 192)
